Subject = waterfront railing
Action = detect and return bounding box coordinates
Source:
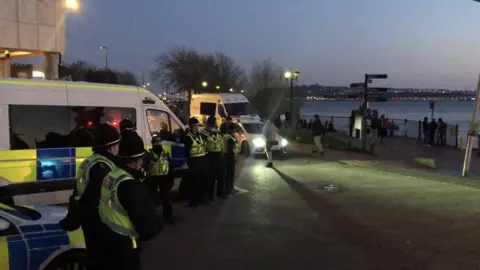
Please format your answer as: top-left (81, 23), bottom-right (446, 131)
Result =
top-left (300, 115), bottom-right (465, 149)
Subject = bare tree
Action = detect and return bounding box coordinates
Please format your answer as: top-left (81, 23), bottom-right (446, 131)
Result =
top-left (250, 58), bottom-right (285, 92)
top-left (152, 47), bottom-right (247, 100)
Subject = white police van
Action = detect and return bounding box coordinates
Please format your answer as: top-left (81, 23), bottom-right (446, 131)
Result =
top-left (0, 78), bottom-right (187, 205)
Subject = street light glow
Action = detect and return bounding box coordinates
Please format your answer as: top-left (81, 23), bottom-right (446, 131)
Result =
top-left (240, 89), bottom-right (244, 93)
top-left (215, 85), bottom-right (220, 90)
top-left (229, 88), bottom-right (233, 92)
top-left (65, 0), bottom-right (79, 10)
top-left (284, 71), bottom-right (292, 79)
top-left (202, 81), bottom-right (208, 87)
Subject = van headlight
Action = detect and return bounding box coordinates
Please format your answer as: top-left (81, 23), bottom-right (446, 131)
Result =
top-left (280, 138), bottom-right (288, 147)
top-left (252, 137), bottom-right (266, 147)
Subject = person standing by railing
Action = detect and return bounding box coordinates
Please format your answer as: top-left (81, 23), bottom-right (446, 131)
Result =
top-left (311, 114), bottom-right (325, 156)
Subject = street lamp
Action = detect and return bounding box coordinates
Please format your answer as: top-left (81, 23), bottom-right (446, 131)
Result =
top-left (215, 85), bottom-right (220, 90)
top-left (240, 89), bottom-right (244, 93)
top-left (229, 88), bottom-right (233, 92)
top-left (100, 46), bottom-right (108, 70)
top-left (202, 81), bottom-right (208, 88)
top-left (284, 70), bottom-right (300, 123)
top-left (65, 0), bottom-right (79, 10)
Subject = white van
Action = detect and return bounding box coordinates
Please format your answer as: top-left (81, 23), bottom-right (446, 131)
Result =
top-left (190, 93), bottom-right (260, 126)
top-left (0, 78), bottom-right (187, 205)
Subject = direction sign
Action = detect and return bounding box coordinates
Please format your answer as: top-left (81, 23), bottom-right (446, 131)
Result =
top-left (369, 87), bottom-right (389, 92)
top-left (367, 74), bottom-right (388, 79)
top-left (350, 83), bottom-right (364, 88)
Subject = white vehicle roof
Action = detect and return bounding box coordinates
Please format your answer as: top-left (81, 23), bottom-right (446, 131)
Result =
top-left (0, 78), bottom-right (162, 107)
top-left (192, 93), bottom-right (249, 104)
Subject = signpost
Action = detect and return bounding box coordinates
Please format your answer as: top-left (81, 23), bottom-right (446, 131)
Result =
top-left (429, 101), bottom-right (435, 119)
top-left (350, 74), bottom-right (388, 151)
top-left (462, 73), bottom-right (480, 176)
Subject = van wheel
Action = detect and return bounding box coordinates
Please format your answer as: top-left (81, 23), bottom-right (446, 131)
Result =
top-left (44, 249), bottom-right (88, 270)
top-left (241, 142), bottom-right (250, 157)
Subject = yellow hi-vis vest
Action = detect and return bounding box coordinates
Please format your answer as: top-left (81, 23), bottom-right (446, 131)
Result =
top-left (76, 154), bottom-right (116, 201)
top-left (223, 134), bottom-right (240, 154)
top-left (149, 150), bottom-right (170, 176)
top-left (202, 129), bottom-right (224, 152)
top-left (99, 168), bottom-right (139, 249)
top-left (187, 132), bottom-right (206, 157)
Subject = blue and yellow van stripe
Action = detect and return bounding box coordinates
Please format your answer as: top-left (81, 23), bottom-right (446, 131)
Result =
top-left (0, 144), bottom-right (186, 184)
top-left (1, 224), bottom-right (84, 270)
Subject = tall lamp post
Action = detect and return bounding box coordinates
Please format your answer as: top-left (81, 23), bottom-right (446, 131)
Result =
top-left (100, 46), bottom-right (108, 70)
top-left (202, 81), bottom-right (208, 92)
top-left (284, 70), bottom-right (300, 123)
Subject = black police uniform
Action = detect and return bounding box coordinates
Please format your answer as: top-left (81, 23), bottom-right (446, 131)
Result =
top-left (144, 135), bottom-right (175, 224)
top-left (201, 116), bottom-right (227, 199)
top-left (97, 132), bottom-right (162, 270)
top-left (183, 117), bottom-right (209, 207)
top-left (224, 123), bottom-right (237, 195)
top-left (219, 116), bottom-right (233, 134)
top-left (60, 123), bottom-right (120, 270)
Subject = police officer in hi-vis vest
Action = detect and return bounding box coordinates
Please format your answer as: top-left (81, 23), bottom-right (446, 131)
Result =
top-left (97, 131), bottom-right (162, 270)
top-left (60, 123), bottom-right (120, 270)
top-left (144, 133), bottom-right (175, 224)
top-left (223, 123), bottom-right (240, 196)
top-left (201, 115), bottom-right (227, 199)
top-left (183, 117), bottom-right (208, 207)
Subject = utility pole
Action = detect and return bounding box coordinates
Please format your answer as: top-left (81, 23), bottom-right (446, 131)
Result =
top-left (462, 73), bottom-right (480, 176)
top-left (100, 46), bottom-right (108, 70)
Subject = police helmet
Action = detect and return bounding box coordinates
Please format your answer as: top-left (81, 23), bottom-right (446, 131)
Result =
top-left (118, 132), bottom-right (145, 159)
top-left (188, 117), bottom-right (200, 127)
top-left (151, 133), bottom-right (163, 146)
top-left (94, 123), bottom-right (120, 148)
top-left (119, 119), bottom-right (136, 133)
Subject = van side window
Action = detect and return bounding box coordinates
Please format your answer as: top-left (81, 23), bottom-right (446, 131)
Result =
top-left (200, 102), bottom-right (216, 116)
top-left (146, 109), bottom-right (171, 137)
top-left (218, 104), bottom-right (226, 118)
top-left (9, 105), bottom-right (71, 150)
top-left (8, 105), bottom-right (136, 150)
top-left (69, 106), bottom-right (136, 147)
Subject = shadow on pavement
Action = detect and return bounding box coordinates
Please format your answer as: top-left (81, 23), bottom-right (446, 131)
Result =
top-left (271, 167), bottom-right (413, 268)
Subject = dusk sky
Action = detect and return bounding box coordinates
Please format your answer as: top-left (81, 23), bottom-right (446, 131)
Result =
top-left (64, 0), bottom-right (480, 90)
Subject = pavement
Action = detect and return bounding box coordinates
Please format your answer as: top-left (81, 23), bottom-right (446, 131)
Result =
top-left (320, 132), bottom-right (480, 179)
top-left (140, 151), bottom-right (480, 270)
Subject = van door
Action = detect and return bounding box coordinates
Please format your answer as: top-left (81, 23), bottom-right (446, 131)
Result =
top-left (142, 106), bottom-right (186, 169)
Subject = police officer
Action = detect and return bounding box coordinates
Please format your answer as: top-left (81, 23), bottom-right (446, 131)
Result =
top-left (183, 117), bottom-right (208, 207)
top-left (224, 123), bottom-right (239, 196)
top-left (97, 131), bottom-right (162, 270)
top-left (220, 116), bottom-right (233, 134)
top-left (201, 115), bottom-right (226, 200)
top-left (60, 123), bottom-right (120, 270)
top-left (144, 134), bottom-right (175, 224)
top-left (119, 118), bottom-right (136, 136)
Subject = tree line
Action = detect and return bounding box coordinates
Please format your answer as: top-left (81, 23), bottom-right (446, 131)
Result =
top-left (59, 61), bottom-right (139, 86)
top-left (60, 47), bottom-right (299, 120)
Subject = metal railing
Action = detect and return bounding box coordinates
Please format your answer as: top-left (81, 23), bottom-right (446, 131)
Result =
top-left (299, 115), bottom-right (460, 148)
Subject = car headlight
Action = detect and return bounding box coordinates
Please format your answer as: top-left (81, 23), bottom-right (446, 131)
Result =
top-left (252, 137), bottom-right (266, 147)
top-left (280, 138), bottom-right (288, 147)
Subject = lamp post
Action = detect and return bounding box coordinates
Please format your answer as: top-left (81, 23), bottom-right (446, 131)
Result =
top-left (100, 46), bottom-right (108, 70)
top-left (215, 85), bottom-right (220, 90)
top-left (284, 70), bottom-right (300, 124)
top-left (229, 88), bottom-right (233, 92)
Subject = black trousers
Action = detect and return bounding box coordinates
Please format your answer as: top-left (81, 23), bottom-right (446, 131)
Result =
top-left (207, 152), bottom-right (225, 198)
top-left (143, 176), bottom-right (173, 218)
top-left (83, 225), bottom-right (103, 270)
top-left (225, 156), bottom-right (236, 195)
top-left (187, 156), bottom-right (209, 203)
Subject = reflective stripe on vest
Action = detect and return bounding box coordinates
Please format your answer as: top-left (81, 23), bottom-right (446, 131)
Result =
top-left (75, 154), bottom-right (115, 201)
top-left (223, 134), bottom-right (240, 154)
top-left (99, 168), bottom-right (139, 241)
top-left (202, 130), bottom-right (223, 152)
top-left (150, 151), bottom-right (169, 176)
top-left (187, 133), bottom-right (206, 157)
